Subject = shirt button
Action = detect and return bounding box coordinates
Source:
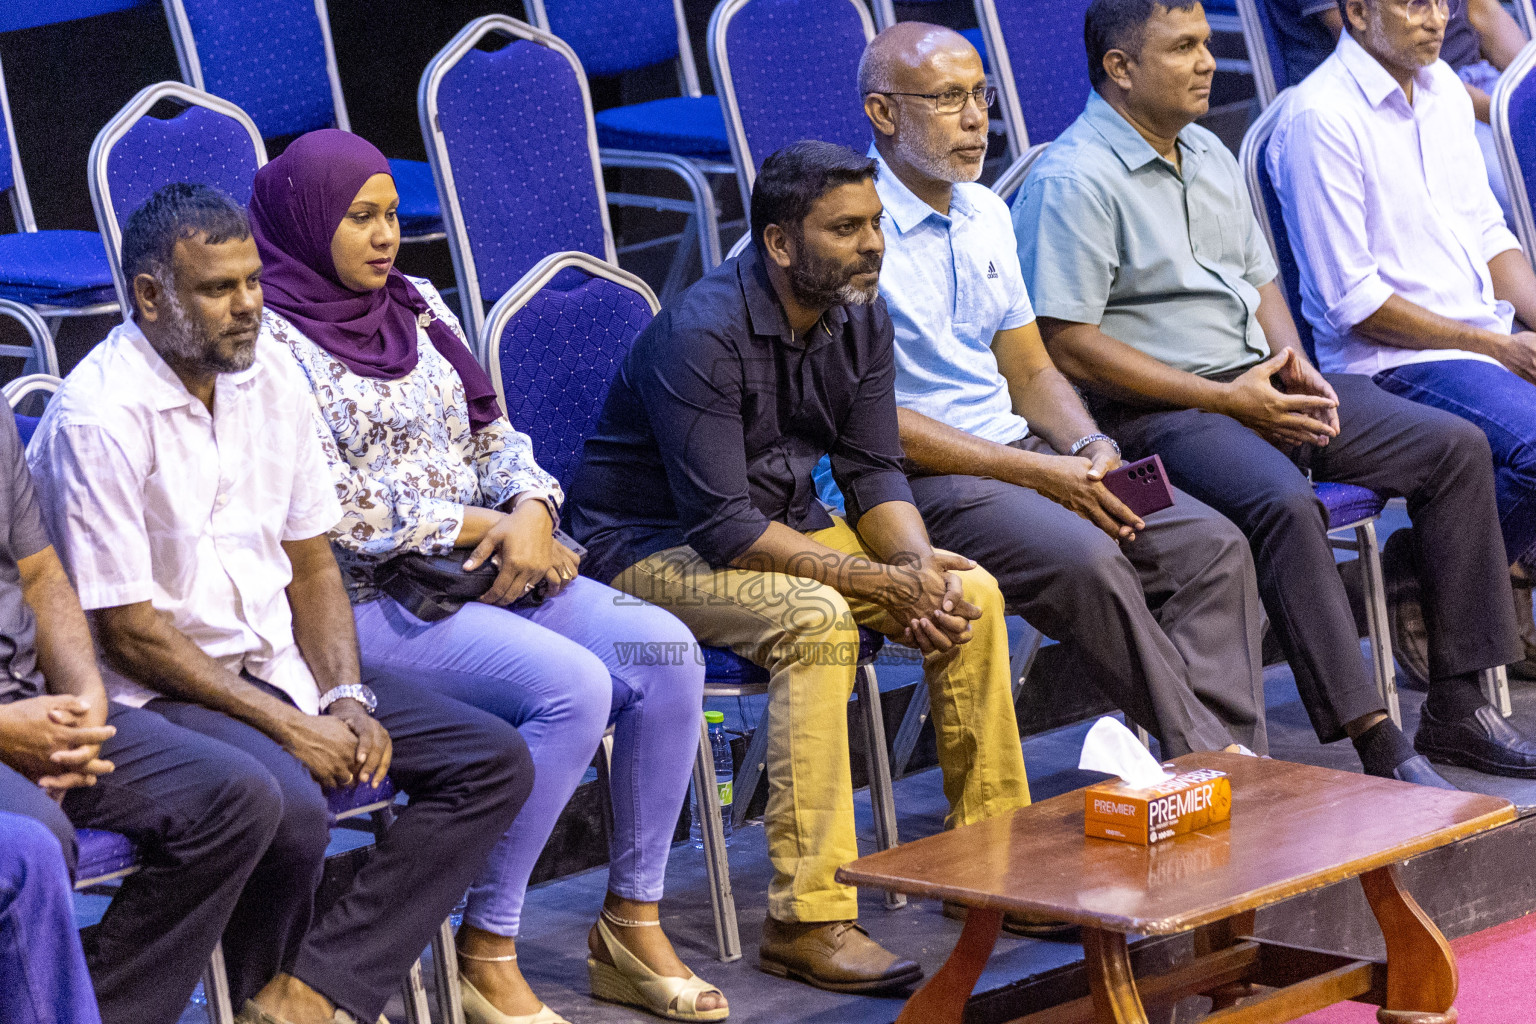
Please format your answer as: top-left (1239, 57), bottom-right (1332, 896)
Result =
top-left (215, 493), bottom-right (230, 511)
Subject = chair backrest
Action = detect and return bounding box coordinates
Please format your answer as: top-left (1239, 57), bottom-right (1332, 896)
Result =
top-left (89, 81), bottom-right (268, 314)
top-left (1513, 0), bottom-right (1536, 40)
top-left (709, 0), bottom-right (877, 213)
top-left (4, 371), bottom-right (60, 433)
top-left (989, 142), bottom-right (1048, 203)
top-left (526, 0), bottom-right (701, 93)
top-left (1494, 41), bottom-right (1536, 269)
top-left (976, 0), bottom-right (1093, 158)
top-left (0, 53), bottom-right (36, 233)
top-left (0, 301), bottom-right (60, 378)
top-left (481, 251), bottom-right (660, 493)
top-left (1239, 88), bottom-right (1315, 360)
top-left (420, 16), bottom-right (615, 350)
top-left (1234, 0), bottom-right (1287, 108)
top-left (162, 0), bottom-right (347, 139)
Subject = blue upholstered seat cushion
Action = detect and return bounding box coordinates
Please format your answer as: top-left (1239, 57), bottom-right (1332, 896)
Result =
top-left (1313, 481), bottom-right (1387, 529)
top-left (325, 776), bottom-right (398, 821)
top-left (595, 96), bottom-right (732, 159)
top-left (386, 158), bottom-right (443, 236)
top-left (703, 627), bottom-right (886, 687)
top-left (0, 230), bottom-right (116, 307)
top-left (74, 828), bottom-right (139, 884)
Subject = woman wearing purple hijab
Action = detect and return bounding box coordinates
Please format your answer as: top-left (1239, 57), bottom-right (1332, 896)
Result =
top-left (251, 131), bottom-right (726, 1024)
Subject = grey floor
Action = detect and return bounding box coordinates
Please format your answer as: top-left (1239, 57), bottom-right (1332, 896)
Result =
top-left (151, 506), bottom-right (1536, 1024)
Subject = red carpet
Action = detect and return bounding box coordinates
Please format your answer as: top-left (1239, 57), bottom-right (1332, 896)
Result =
top-left (1292, 911), bottom-right (1536, 1023)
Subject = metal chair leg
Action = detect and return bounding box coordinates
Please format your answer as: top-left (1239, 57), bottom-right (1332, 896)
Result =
top-left (202, 940), bottom-right (235, 1024)
top-left (890, 679), bottom-right (930, 779)
top-left (695, 720), bottom-right (741, 963)
top-left (1133, 723), bottom-right (1154, 751)
top-left (1008, 620), bottom-right (1046, 702)
top-left (1356, 520), bottom-right (1402, 728)
top-left (730, 706), bottom-right (772, 830)
top-left (1482, 665), bottom-right (1514, 717)
top-left (855, 665), bottom-right (904, 910)
top-left (430, 916), bottom-right (466, 1024)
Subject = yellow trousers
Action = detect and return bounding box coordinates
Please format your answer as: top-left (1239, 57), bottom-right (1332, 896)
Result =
top-left (614, 518), bottom-right (1029, 923)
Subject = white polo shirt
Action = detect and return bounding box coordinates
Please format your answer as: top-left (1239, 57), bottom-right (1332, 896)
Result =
top-left (28, 319), bottom-right (343, 712)
top-left (872, 150), bottom-right (1036, 445)
top-left (1268, 31), bottom-right (1521, 375)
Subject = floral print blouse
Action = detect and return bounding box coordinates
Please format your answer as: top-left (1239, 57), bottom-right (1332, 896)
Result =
top-left (265, 277), bottom-right (562, 603)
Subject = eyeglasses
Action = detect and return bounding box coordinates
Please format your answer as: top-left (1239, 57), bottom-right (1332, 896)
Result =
top-left (877, 85), bottom-right (997, 115)
top-left (1397, 0), bottom-right (1460, 24)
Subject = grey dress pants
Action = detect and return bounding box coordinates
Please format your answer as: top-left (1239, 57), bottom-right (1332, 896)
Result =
top-left (908, 435), bottom-right (1268, 756)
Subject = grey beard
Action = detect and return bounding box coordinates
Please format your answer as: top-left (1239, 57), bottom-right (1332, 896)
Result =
top-left (154, 284), bottom-right (256, 375)
top-left (896, 135), bottom-right (985, 185)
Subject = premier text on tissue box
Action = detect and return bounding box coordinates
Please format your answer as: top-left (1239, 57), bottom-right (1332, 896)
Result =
top-left (1084, 767), bottom-right (1231, 846)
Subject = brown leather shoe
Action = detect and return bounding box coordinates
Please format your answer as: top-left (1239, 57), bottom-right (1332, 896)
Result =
top-left (942, 901), bottom-right (1082, 941)
top-left (758, 917), bottom-right (923, 993)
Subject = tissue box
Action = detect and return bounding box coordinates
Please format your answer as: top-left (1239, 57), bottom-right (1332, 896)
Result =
top-left (1084, 767), bottom-right (1231, 845)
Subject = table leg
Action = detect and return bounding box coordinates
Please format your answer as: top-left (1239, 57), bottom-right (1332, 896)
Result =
top-left (1360, 865), bottom-right (1458, 1024)
top-left (1084, 926), bottom-right (1149, 1023)
top-left (893, 907), bottom-right (1001, 1024)
top-left (1194, 909), bottom-right (1259, 1010)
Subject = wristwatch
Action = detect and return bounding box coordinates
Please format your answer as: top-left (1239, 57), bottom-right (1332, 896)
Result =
top-left (318, 683), bottom-right (378, 715)
top-left (1069, 432), bottom-right (1121, 457)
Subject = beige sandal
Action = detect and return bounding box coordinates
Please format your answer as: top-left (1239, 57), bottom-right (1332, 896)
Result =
top-left (587, 909), bottom-right (728, 1021)
top-left (457, 949), bottom-right (570, 1024)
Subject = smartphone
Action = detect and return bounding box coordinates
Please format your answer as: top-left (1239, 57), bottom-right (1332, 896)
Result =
top-left (1102, 454), bottom-right (1175, 519)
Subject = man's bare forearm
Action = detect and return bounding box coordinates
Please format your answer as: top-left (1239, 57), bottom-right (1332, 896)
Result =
top-left (1039, 317), bottom-right (1233, 414)
top-left (282, 535), bottom-right (361, 695)
top-left (1352, 293), bottom-right (1508, 356)
top-left (731, 504), bottom-right (928, 604)
top-left (92, 602), bottom-right (301, 738)
top-left (1010, 365), bottom-right (1103, 453)
top-left (20, 547), bottom-right (108, 727)
top-left (899, 407), bottom-right (1060, 487)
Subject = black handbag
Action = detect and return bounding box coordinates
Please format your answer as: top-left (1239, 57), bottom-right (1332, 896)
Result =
top-left (376, 549), bottom-right (545, 622)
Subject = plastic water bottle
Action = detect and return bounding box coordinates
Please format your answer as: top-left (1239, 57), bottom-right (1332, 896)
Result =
top-left (691, 711), bottom-right (734, 849)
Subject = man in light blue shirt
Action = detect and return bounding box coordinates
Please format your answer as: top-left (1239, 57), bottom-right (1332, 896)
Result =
top-left (859, 23), bottom-right (1267, 766)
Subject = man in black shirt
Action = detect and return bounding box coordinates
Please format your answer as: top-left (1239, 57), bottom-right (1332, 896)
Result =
top-left (570, 142), bottom-right (1029, 993)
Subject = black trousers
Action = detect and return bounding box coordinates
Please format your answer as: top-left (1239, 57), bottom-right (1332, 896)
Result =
top-left (1098, 372), bottom-right (1521, 742)
top-left (3, 676), bottom-right (531, 1024)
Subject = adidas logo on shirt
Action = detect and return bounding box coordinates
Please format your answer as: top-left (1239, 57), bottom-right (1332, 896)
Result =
top-left (986, 260), bottom-right (998, 280)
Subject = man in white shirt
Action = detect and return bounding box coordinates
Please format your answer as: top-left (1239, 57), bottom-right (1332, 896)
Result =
top-left (858, 24), bottom-right (1267, 767)
top-left (1269, 0), bottom-right (1536, 685)
top-left (28, 184), bottom-right (533, 1024)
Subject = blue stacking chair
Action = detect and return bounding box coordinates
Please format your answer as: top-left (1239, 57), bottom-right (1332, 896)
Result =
top-left (160, 0), bottom-right (443, 243)
top-left (0, 53), bottom-right (117, 345)
top-left (1243, 91), bottom-right (1518, 722)
top-left (868, 0), bottom-right (990, 71)
top-left (481, 249), bottom-right (901, 962)
top-left (419, 16), bottom-right (615, 350)
top-left (87, 82), bottom-right (267, 313)
top-left (525, 0), bottom-right (729, 294)
top-left (1494, 41), bottom-right (1536, 264)
top-left (708, 0), bottom-right (878, 213)
top-left (1234, 0), bottom-right (1297, 108)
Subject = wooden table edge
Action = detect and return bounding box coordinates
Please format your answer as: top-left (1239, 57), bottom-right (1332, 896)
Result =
top-left (836, 802), bottom-right (1516, 936)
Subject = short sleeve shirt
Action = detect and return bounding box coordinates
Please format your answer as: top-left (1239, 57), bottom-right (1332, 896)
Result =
top-left (0, 411), bottom-right (53, 704)
top-left (1014, 91), bottom-right (1279, 378)
top-left (27, 321), bottom-right (344, 712)
top-left (871, 150), bottom-right (1035, 445)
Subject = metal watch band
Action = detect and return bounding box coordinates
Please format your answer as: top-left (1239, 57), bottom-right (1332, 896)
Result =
top-left (318, 683), bottom-right (377, 715)
top-left (1069, 433), bottom-right (1120, 457)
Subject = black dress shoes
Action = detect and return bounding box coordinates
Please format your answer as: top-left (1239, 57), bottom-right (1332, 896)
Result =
top-left (1415, 705), bottom-right (1536, 779)
top-left (1388, 754), bottom-right (1457, 790)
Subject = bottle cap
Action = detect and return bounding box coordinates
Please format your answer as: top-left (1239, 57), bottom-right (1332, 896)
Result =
top-left (704, 710), bottom-right (726, 724)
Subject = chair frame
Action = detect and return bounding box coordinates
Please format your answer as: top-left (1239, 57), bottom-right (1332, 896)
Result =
top-left (1235, 0), bottom-right (1283, 108)
top-left (87, 81), bottom-right (268, 314)
top-left (503, 3), bottom-right (727, 299)
top-left (989, 141), bottom-right (1048, 203)
top-left (2, 370), bottom-right (61, 408)
top-left (161, 0), bottom-right (444, 243)
top-left (0, 300), bottom-right (60, 378)
top-left (0, 53), bottom-right (119, 328)
top-left (1493, 41), bottom-right (1536, 268)
top-left (419, 16), bottom-right (618, 351)
top-left (707, 0), bottom-right (878, 215)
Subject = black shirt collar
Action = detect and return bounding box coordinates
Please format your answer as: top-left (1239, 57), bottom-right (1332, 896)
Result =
top-left (738, 244), bottom-right (850, 350)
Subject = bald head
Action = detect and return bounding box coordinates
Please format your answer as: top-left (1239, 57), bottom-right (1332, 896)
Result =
top-left (857, 22), bottom-right (977, 96)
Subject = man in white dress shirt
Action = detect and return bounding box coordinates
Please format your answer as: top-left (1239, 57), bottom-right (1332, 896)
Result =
top-left (28, 184), bottom-right (533, 1024)
top-left (1269, 0), bottom-right (1536, 682)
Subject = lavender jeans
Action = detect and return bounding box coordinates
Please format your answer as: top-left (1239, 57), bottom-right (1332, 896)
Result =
top-left (352, 575), bottom-right (704, 936)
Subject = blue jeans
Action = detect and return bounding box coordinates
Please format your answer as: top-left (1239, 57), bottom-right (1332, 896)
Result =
top-left (0, 812), bottom-right (101, 1024)
top-left (353, 575), bottom-right (704, 936)
top-left (1374, 358), bottom-right (1536, 570)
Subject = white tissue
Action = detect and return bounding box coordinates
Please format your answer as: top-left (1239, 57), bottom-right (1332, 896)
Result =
top-left (1078, 717), bottom-right (1173, 789)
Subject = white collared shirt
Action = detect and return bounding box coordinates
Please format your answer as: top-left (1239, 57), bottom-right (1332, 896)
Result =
top-left (871, 150), bottom-right (1035, 445)
top-left (27, 320), bottom-right (343, 712)
top-left (1267, 31), bottom-right (1520, 376)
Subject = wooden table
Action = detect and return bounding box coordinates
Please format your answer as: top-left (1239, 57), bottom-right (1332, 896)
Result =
top-left (836, 752), bottom-right (1516, 1024)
